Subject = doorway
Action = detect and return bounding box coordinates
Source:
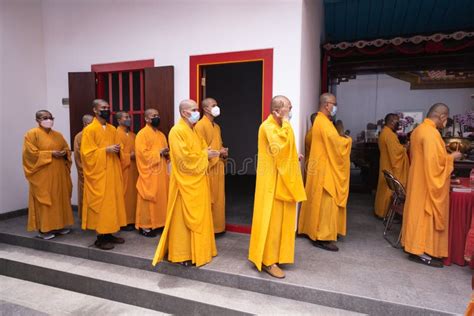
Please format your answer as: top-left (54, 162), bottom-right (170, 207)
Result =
top-left (202, 61), bottom-right (263, 229)
top-left (190, 49), bottom-right (273, 232)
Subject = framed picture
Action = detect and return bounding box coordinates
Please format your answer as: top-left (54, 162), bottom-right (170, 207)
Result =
top-left (395, 111), bottom-right (424, 134)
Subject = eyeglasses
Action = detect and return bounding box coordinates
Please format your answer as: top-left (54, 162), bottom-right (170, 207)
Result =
top-left (39, 117), bottom-right (54, 121)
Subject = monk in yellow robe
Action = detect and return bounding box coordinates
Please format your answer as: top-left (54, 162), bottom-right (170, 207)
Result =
top-left (374, 113), bottom-right (409, 218)
top-left (304, 112), bottom-right (317, 181)
top-left (81, 99), bottom-right (127, 250)
top-left (248, 96), bottom-right (306, 279)
top-left (298, 93), bottom-right (352, 252)
top-left (23, 110), bottom-right (74, 240)
top-left (153, 100), bottom-right (220, 267)
top-left (135, 108), bottom-right (170, 237)
top-left (401, 103), bottom-right (462, 268)
top-left (194, 98), bottom-right (228, 234)
top-left (73, 114), bottom-right (93, 220)
top-left (116, 111), bottom-right (139, 230)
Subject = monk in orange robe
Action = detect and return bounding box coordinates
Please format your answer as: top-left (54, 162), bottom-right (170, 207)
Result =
top-left (195, 98), bottom-right (228, 234)
top-left (153, 100), bottom-right (220, 267)
top-left (298, 93), bottom-right (352, 252)
top-left (73, 114), bottom-right (93, 220)
top-left (23, 110), bottom-right (74, 240)
top-left (304, 112), bottom-right (317, 182)
top-left (81, 99), bottom-right (127, 250)
top-left (374, 113), bottom-right (409, 219)
top-left (135, 108), bottom-right (169, 237)
top-left (402, 103), bottom-right (462, 267)
top-left (248, 96), bottom-right (306, 279)
top-left (116, 111), bottom-right (139, 230)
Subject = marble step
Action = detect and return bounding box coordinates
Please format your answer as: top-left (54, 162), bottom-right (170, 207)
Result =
top-left (0, 243), bottom-right (361, 315)
top-left (0, 230), bottom-right (455, 316)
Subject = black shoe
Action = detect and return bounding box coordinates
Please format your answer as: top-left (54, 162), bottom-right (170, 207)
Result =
top-left (408, 254), bottom-right (443, 268)
top-left (103, 234), bottom-right (125, 244)
top-left (94, 238), bottom-right (114, 250)
top-left (215, 231), bottom-right (226, 238)
top-left (139, 228), bottom-right (157, 238)
top-left (120, 224), bottom-right (135, 231)
top-left (313, 240), bottom-right (339, 252)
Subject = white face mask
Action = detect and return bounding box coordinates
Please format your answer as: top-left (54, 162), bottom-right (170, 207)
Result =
top-left (40, 119), bottom-right (54, 129)
top-left (188, 111), bottom-right (200, 124)
top-left (330, 105), bottom-right (338, 117)
top-left (288, 110), bottom-right (293, 120)
top-left (211, 106), bottom-right (220, 117)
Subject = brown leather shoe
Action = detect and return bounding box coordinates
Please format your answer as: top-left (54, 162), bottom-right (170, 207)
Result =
top-left (263, 264), bottom-right (285, 279)
top-left (94, 239), bottom-right (114, 250)
top-left (314, 240), bottom-right (339, 252)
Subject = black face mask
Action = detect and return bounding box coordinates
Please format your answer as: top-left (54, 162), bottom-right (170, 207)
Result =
top-left (99, 109), bottom-right (111, 120)
top-left (151, 117), bottom-right (160, 127)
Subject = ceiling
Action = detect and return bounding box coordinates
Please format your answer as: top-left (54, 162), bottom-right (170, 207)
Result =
top-left (324, 0), bottom-right (474, 43)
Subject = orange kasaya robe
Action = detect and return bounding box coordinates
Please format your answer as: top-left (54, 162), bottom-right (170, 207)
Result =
top-left (374, 126), bottom-right (409, 218)
top-left (135, 125), bottom-right (169, 229)
top-left (23, 127), bottom-right (74, 232)
top-left (152, 118), bottom-right (216, 267)
top-left (298, 112), bottom-right (352, 241)
top-left (117, 126), bottom-right (139, 225)
top-left (401, 118), bottom-right (453, 258)
top-left (73, 131), bottom-right (84, 219)
top-left (194, 115), bottom-right (226, 233)
top-left (80, 118), bottom-right (127, 234)
top-left (304, 125), bottom-right (313, 182)
top-left (248, 115), bottom-right (306, 271)
top-left (466, 292), bottom-right (474, 316)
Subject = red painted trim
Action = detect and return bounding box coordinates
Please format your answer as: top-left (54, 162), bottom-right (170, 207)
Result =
top-left (108, 73), bottom-right (113, 123)
top-left (91, 59), bottom-right (154, 73)
top-left (118, 72), bottom-right (123, 111)
top-left (190, 48), bottom-right (273, 120)
top-left (225, 224), bottom-right (251, 234)
top-left (129, 72), bottom-right (134, 132)
top-left (140, 71), bottom-right (145, 126)
top-left (96, 73), bottom-right (104, 99)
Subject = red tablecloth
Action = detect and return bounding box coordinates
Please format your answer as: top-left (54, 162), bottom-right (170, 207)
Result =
top-left (444, 178), bottom-right (474, 266)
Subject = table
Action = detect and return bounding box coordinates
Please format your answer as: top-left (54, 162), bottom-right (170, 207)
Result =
top-left (444, 178), bottom-right (474, 266)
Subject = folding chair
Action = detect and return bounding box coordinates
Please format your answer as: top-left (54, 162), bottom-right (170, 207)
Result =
top-left (382, 170), bottom-right (406, 248)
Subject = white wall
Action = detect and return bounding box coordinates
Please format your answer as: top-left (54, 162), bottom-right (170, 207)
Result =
top-left (1, 0), bottom-right (324, 212)
top-left (336, 74), bottom-right (474, 139)
top-left (299, 0), bottom-right (323, 148)
top-left (0, 0), bottom-right (47, 213)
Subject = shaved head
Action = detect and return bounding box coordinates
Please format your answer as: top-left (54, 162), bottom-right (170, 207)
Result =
top-left (427, 103), bottom-right (449, 118)
top-left (82, 114), bottom-right (93, 126)
top-left (201, 98), bottom-right (217, 110)
top-left (384, 113), bottom-right (399, 125)
top-left (179, 99), bottom-right (198, 118)
top-left (115, 111), bottom-right (127, 120)
top-left (92, 99), bottom-right (108, 110)
top-left (145, 108), bottom-right (159, 119)
top-left (319, 93), bottom-right (336, 109)
top-left (35, 110), bottom-right (52, 120)
top-left (271, 95), bottom-right (290, 112)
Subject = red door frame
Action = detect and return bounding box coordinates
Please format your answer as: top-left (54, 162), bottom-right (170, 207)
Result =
top-left (190, 49), bottom-right (273, 234)
top-left (189, 48), bottom-right (273, 120)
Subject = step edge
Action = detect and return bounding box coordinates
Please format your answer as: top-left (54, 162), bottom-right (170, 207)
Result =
top-left (0, 232), bottom-right (456, 316)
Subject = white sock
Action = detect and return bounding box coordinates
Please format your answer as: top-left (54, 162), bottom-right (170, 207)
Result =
top-left (420, 254), bottom-right (432, 260)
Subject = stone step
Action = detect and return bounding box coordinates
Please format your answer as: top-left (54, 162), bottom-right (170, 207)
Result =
top-left (0, 229), bottom-right (456, 316)
top-left (0, 275), bottom-right (167, 315)
top-left (0, 243), bottom-right (360, 315)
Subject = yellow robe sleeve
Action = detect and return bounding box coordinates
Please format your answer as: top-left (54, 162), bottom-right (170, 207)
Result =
top-left (135, 130), bottom-right (164, 201)
top-left (73, 132), bottom-right (83, 176)
top-left (263, 121), bottom-right (306, 202)
top-left (171, 129), bottom-right (208, 176)
top-left (80, 126), bottom-right (107, 212)
top-left (386, 131), bottom-right (407, 177)
top-left (194, 118), bottom-right (220, 168)
top-left (421, 131), bottom-right (453, 231)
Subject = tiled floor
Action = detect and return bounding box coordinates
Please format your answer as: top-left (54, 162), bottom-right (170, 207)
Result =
top-left (0, 193), bottom-right (471, 314)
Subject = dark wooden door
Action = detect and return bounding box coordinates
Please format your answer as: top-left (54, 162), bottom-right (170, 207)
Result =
top-left (68, 72), bottom-right (96, 145)
top-left (144, 66), bottom-right (174, 136)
